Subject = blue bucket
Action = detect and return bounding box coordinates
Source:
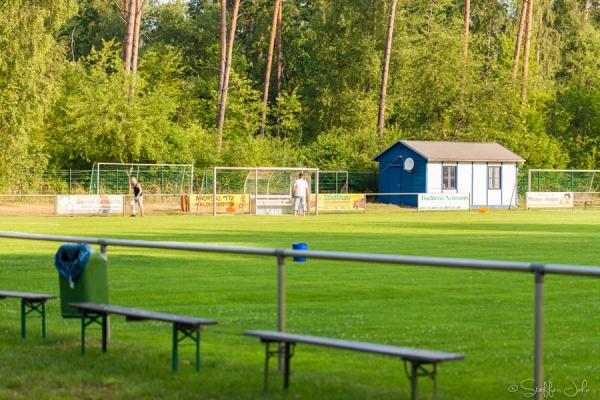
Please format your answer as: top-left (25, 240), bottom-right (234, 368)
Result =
top-left (292, 243), bottom-right (308, 262)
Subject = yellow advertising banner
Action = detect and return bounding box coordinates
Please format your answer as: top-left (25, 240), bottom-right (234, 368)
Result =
top-left (310, 193), bottom-right (366, 212)
top-left (191, 194), bottom-right (250, 214)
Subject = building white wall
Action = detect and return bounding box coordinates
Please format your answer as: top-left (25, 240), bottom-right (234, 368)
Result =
top-left (426, 163), bottom-right (442, 192)
top-left (502, 163), bottom-right (518, 206)
top-left (471, 163), bottom-right (487, 205)
top-left (426, 161), bottom-right (519, 207)
top-left (457, 163), bottom-right (472, 194)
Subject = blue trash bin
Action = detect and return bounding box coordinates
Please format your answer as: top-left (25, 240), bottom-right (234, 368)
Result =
top-left (292, 243), bottom-right (308, 262)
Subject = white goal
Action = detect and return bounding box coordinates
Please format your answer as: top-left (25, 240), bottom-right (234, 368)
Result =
top-left (89, 162), bottom-right (194, 195)
top-left (196, 167), bottom-right (320, 215)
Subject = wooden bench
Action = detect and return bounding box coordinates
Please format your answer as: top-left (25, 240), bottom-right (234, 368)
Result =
top-left (245, 330), bottom-right (464, 400)
top-left (70, 303), bottom-right (217, 372)
top-left (0, 290), bottom-right (56, 339)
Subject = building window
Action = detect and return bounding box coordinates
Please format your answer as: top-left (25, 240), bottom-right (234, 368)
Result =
top-left (442, 166), bottom-right (456, 190)
top-left (488, 166), bottom-right (501, 190)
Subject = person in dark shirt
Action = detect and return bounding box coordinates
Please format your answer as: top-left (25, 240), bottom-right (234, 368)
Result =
top-left (130, 177), bottom-right (144, 217)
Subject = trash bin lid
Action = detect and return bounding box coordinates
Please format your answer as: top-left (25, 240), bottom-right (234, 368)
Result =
top-left (54, 243), bottom-right (92, 283)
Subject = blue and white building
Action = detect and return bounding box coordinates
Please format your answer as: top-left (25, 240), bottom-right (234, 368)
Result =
top-left (373, 141), bottom-right (525, 207)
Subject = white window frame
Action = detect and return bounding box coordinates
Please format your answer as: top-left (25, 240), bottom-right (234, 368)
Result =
top-left (442, 165), bottom-right (457, 190)
top-left (488, 165), bottom-right (501, 190)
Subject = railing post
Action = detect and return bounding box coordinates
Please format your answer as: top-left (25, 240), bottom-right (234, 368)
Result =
top-left (99, 242), bottom-right (110, 340)
top-left (533, 264), bottom-right (545, 400)
top-left (277, 253), bottom-right (286, 371)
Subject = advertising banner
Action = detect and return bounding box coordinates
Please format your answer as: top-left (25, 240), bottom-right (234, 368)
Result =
top-left (255, 195), bottom-right (293, 215)
top-left (310, 194), bottom-right (366, 212)
top-left (418, 193), bottom-right (470, 211)
top-left (56, 195), bottom-right (124, 215)
top-left (191, 194), bottom-right (250, 214)
top-left (526, 192), bottom-right (574, 208)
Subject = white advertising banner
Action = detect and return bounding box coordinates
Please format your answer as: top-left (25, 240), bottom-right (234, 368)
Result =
top-left (56, 195), bottom-right (124, 215)
top-left (255, 195), bottom-right (293, 215)
top-left (526, 192), bottom-right (574, 208)
top-left (418, 193), bottom-right (471, 211)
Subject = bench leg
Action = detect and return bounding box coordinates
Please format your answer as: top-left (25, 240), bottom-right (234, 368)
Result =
top-left (196, 331), bottom-right (201, 373)
top-left (404, 361), bottom-right (438, 400)
top-left (41, 302), bottom-right (46, 339)
top-left (283, 343), bottom-right (293, 390)
top-left (261, 340), bottom-right (295, 394)
top-left (432, 364), bottom-right (438, 400)
top-left (172, 324), bottom-right (201, 373)
top-left (172, 324), bottom-right (179, 372)
top-left (80, 312), bottom-right (105, 355)
top-left (20, 300), bottom-right (48, 339)
top-left (101, 314), bottom-right (107, 353)
top-left (410, 362), bottom-right (419, 400)
top-left (264, 342), bottom-right (271, 394)
top-left (20, 299), bottom-right (26, 339)
top-left (81, 311), bottom-right (86, 355)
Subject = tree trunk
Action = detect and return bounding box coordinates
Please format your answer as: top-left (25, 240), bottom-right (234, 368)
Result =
top-left (119, 0), bottom-right (130, 60)
top-left (216, 0), bottom-right (227, 126)
top-left (377, 0), bottom-right (398, 140)
top-left (216, 0), bottom-right (241, 156)
top-left (121, 0), bottom-right (129, 22)
top-left (521, 0), bottom-right (534, 106)
top-left (461, 0), bottom-right (470, 94)
top-left (131, 0), bottom-right (143, 74)
top-left (584, 0), bottom-right (591, 22)
top-left (511, 0), bottom-right (528, 89)
top-left (535, 9), bottom-right (542, 65)
top-left (124, 0), bottom-right (136, 72)
top-left (259, 0), bottom-right (282, 136)
top-left (128, 0), bottom-right (144, 97)
top-left (275, 1), bottom-right (283, 133)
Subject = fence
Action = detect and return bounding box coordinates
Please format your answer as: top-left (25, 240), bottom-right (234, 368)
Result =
top-left (0, 194), bottom-right (188, 217)
top-left (1, 231), bottom-right (599, 399)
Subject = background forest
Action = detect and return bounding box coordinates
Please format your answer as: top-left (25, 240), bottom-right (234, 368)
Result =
top-left (1, 0), bottom-right (599, 192)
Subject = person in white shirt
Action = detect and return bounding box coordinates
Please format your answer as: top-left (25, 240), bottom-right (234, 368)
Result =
top-left (292, 173), bottom-right (309, 216)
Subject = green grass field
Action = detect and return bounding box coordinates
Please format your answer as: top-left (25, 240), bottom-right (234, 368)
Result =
top-left (0, 211), bottom-right (599, 399)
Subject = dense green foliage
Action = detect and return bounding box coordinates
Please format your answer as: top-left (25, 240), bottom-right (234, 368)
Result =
top-left (1, 0), bottom-right (599, 192)
top-left (1, 212), bottom-right (599, 399)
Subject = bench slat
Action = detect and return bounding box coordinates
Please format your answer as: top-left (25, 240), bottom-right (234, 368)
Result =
top-left (245, 330), bottom-right (463, 363)
top-left (0, 290), bottom-right (56, 301)
top-left (70, 303), bottom-right (217, 327)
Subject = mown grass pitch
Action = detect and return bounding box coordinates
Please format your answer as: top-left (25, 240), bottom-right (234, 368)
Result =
top-left (0, 211), bottom-right (599, 399)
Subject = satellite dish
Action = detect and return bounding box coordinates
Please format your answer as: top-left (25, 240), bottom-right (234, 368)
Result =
top-left (404, 157), bottom-right (415, 172)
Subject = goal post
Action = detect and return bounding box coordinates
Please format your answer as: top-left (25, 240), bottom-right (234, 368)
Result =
top-left (90, 163), bottom-right (194, 195)
top-left (206, 167), bottom-right (320, 216)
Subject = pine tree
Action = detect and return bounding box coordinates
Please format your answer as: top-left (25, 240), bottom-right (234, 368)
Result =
top-left (377, 0), bottom-right (398, 139)
top-left (259, 0), bottom-right (282, 136)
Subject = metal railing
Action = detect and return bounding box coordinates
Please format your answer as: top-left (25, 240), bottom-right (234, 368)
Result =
top-left (1, 231), bottom-right (600, 400)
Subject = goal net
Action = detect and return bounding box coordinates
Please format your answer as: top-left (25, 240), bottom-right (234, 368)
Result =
top-left (195, 167), bottom-right (319, 215)
top-left (319, 170), bottom-right (349, 193)
top-left (89, 163), bottom-right (194, 195)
